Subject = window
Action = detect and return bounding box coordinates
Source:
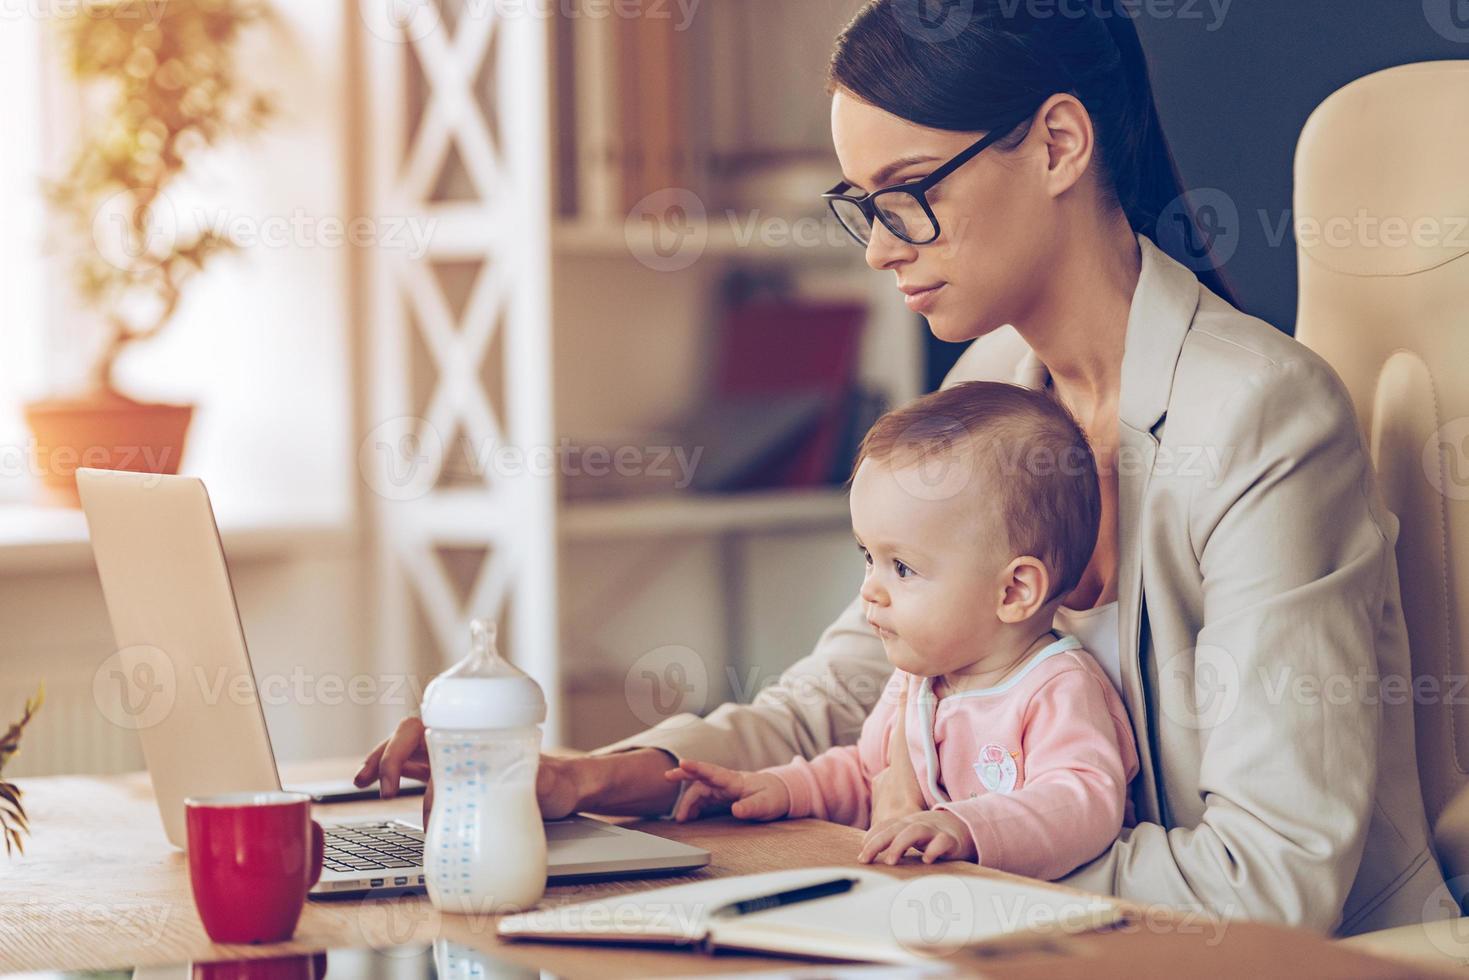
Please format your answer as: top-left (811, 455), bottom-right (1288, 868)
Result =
top-left (0, 7), bottom-right (354, 522)
top-left (0, 13), bottom-right (48, 502)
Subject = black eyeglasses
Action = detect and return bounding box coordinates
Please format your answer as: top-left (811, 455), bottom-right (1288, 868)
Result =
top-left (823, 110), bottom-right (1038, 247)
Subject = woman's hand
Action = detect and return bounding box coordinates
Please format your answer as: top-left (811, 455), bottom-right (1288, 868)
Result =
top-left (355, 715), bottom-right (429, 795)
top-left (354, 716), bottom-right (584, 824)
top-left (870, 673), bottom-right (927, 827)
top-left (858, 810), bottom-right (976, 865)
top-left (664, 759), bottom-right (791, 823)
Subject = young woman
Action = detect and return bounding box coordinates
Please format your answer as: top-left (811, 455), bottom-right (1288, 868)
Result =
top-left (358, 0), bottom-right (1450, 935)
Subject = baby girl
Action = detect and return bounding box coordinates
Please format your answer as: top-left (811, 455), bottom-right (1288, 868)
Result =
top-left (665, 381), bottom-right (1138, 880)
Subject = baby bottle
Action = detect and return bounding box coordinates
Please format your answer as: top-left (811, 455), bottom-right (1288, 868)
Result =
top-left (421, 619), bottom-right (547, 914)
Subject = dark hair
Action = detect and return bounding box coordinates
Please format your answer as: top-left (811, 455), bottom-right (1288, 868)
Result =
top-left (854, 381), bottom-right (1101, 605)
top-left (828, 0), bottom-right (1238, 307)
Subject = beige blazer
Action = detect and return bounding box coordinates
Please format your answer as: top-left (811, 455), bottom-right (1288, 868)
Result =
top-left (599, 234), bottom-right (1453, 936)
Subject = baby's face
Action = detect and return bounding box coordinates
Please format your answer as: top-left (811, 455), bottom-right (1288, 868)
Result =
top-left (850, 457), bottom-right (1007, 676)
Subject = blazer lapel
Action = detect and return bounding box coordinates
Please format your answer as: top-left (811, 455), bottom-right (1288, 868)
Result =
top-left (1115, 235), bottom-right (1202, 823)
top-left (1010, 235), bottom-right (1202, 823)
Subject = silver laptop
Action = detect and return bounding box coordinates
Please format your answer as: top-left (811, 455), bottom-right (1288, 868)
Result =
top-left (76, 468), bottom-right (710, 897)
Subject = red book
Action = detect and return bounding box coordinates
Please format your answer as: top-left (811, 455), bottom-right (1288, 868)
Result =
top-left (714, 301), bottom-right (867, 488)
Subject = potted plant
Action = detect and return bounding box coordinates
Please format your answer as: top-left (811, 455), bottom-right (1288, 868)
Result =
top-left (1, 687), bottom-right (44, 857)
top-left (25, 0), bottom-right (271, 505)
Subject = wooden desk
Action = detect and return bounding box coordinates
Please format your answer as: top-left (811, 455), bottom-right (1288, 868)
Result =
top-left (0, 760), bottom-right (1444, 977)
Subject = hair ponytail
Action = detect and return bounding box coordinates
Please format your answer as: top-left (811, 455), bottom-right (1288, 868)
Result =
top-left (829, 0), bottom-right (1239, 308)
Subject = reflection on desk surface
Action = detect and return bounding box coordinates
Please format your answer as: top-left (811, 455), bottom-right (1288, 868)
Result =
top-left (0, 942), bottom-right (957, 980)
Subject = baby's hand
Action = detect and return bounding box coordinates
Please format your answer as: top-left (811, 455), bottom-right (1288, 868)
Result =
top-left (859, 810), bottom-right (977, 865)
top-left (663, 760), bottom-right (791, 823)
top-left (871, 673), bottom-right (926, 827)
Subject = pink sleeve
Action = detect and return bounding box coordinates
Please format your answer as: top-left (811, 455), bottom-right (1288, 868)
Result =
top-left (937, 667), bottom-right (1135, 880)
top-left (760, 671), bottom-right (905, 828)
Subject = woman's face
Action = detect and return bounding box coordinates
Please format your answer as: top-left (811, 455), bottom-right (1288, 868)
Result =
top-left (830, 90), bottom-right (1058, 343)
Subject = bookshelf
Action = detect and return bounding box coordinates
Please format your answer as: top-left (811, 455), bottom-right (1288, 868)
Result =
top-left (548, 0), bottom-right (921, 749)
top-left (560, 487), bottom-right (852, 541)
top-left (361, 0), bottom-right (921, 750)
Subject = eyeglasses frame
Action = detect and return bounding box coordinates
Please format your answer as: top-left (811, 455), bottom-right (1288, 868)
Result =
top-left (821, 109), bottom-right (1039, 247)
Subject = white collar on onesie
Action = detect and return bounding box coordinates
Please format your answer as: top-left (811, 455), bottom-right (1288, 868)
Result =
top-left (913, 633), bottom-right (1082, 804)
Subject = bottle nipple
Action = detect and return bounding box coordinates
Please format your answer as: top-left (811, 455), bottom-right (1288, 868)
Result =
top-left (469, 618), bottom-right (496, 664)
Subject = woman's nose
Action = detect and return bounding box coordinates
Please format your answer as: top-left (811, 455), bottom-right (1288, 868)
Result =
top-left (864, 220), bottom-right (917, 272)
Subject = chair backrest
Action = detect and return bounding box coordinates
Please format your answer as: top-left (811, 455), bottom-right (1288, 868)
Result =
top-left (1293, 61), bottom-right (1469, 881)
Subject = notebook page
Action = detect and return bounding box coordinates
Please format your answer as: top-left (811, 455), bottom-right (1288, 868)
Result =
top-left (714, 873), bottom-right (1122, 961)
top-left (497, 867), bottom-right (890, 945)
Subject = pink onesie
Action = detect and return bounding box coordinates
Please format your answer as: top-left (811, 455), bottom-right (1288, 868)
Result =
top-left (762, 633), bottom-right (1139, 880)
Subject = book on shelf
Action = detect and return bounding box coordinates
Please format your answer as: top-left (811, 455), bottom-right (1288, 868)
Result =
top-left (714, 300), bottom-right (868, 489)
top-left (572, 0), bottom-right (625, 222)
top-left (568, 2), bottom-right (696, 222)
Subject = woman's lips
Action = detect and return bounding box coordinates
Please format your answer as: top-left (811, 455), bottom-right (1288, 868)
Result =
top-left (902, 283), bottom-right (946, 314)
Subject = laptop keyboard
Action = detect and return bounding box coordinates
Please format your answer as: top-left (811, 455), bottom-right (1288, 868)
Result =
top-left (323, 821), bottom-right (424, 873)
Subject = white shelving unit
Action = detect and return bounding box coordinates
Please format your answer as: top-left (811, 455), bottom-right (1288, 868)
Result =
top-left (360, 2), bottom-right (561, 739)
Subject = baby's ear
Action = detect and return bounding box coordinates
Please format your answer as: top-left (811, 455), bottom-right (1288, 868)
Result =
top-left (995, 556), bottom-right (1051, 624)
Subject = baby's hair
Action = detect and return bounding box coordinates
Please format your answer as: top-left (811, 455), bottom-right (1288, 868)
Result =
top-left (853, 381), bottom-right (1101, 603)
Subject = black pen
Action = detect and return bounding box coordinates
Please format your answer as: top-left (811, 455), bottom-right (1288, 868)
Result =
top-left (709, 876), bottom-right (861, 919)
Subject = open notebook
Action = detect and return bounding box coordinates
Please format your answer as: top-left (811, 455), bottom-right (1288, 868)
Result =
top-left (497, 866), bottom-right (1124, 965)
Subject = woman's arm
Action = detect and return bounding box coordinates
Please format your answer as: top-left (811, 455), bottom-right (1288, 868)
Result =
top-left (357, 588), bottom-right (892, 820)
top-left (591, 595), bottom-right (893, 775)
top-left (1063, 356), bottom-right (1388, 932)
top-left (355, 716), bottom-right (685, 818)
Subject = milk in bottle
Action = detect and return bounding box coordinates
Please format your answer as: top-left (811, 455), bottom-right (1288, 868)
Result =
top-left (421, 619), bottom-right (547, 914)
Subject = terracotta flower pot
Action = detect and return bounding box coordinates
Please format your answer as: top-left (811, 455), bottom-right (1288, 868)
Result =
top-left (22, 390), bottom-right (195, 507)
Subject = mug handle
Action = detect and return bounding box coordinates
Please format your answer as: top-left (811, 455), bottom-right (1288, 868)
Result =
top-left (307, 820), bottom-right (324, 890)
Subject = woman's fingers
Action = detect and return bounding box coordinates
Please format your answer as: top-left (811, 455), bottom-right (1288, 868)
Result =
top-left (395, 760), bottom-right (432, 783)
top-left (421, 778), bottom-right (435, 828)
top-left (377, 717), bottom-right (427, 798)
top-left (353, 738), bottom-right (389, 787)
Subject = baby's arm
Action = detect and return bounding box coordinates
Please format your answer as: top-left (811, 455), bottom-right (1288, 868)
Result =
top-left (933, 667), bottom-right (1134, 879)
top-left (757, 671), bottom-right (907, 828)
top-left (663, 759), bottom-right (791, 822)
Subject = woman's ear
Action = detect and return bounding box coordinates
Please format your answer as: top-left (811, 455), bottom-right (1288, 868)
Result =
top-left (1033, 93), bottom-right (1096, 201)
top-left (995, 556), bottom-right (1052, 624)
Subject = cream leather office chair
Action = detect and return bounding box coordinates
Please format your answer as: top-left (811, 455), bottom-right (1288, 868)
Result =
top-left (1291, 61), bottom-right (1469, 968)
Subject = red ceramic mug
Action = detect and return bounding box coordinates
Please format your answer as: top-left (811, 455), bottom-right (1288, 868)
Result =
top-left (185, 791), bottom-right (324, 944)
